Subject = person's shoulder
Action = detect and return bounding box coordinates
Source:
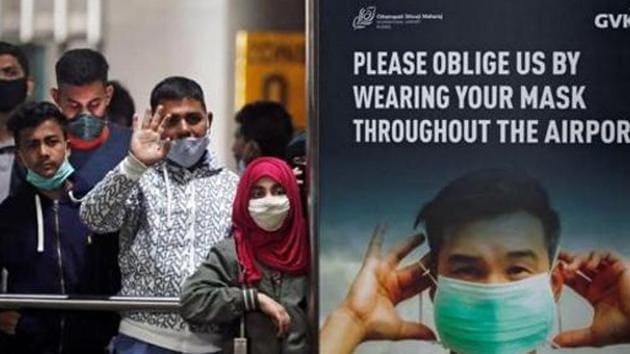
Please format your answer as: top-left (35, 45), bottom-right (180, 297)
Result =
top-left (213, 237), bottom-right (237, 256)
top-left (216, 168), bottom-right (239, 187)
top-left (203, 165), bottom-right (238, 192)
top-left (0, 197), bottom-right (14, 217)
top-left (0, 185), bottom-right (33, 220)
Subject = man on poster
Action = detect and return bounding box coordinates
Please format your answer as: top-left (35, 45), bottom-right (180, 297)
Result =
top-left (320, 169), bottom-right (630, 353)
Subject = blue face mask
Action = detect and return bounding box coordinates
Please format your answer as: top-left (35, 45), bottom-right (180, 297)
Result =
top-left (67, 112), bottom-right (106, 140)
top-left (166, 135), bottom-right (209, 168)
top-left (433, 273), bottom-right (556, 354)
top-left (26, 159), bottom-right (75, 191)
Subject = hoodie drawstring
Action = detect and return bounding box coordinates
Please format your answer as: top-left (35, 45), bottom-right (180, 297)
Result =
top-left (35, 194), bottom-right (44, 253)
top-left (163, 167), bottom-right (173, 228)
top-left (188, 181), bottom-right (197, 273)
top-left (67, 190), bottom-right (87, 203)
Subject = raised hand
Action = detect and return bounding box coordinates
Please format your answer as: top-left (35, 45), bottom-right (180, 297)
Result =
top-left (554, 250), bottom-right (630, 347)
top-left (320, 225), bottom-right (436, 354)
top-left (130, 106), bottom-right (171, 166)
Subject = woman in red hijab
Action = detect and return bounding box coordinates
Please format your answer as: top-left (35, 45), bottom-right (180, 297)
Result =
top-left (180, 157), bottom-right (311, 354)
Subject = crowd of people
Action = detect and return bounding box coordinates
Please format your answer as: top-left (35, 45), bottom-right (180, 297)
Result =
top-left (0, 41), bottom-right (308, 354)
top-left (2, 40), bottom-right (630, 354)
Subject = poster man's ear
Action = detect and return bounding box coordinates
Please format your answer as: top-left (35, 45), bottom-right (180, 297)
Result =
top-left (551, 263), bottom-right (565, 301)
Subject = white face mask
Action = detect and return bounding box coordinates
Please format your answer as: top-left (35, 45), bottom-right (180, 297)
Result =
top-left (248, 195), bottom-right (290, 231)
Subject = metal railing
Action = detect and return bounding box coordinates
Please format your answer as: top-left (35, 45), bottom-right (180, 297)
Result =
top-left (0, 294), bottom-right (180, 312)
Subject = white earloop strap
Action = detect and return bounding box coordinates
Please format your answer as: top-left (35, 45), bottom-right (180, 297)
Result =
top-left (417, 259), bottom-right (437, 285)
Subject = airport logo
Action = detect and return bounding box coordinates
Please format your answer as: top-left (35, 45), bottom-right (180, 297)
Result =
top-left (352, 6), bottom-right (443, 30)
top-left (594, 8), bottom-right (630, 29)
top-left (353, 6), bottom-right (377, 29)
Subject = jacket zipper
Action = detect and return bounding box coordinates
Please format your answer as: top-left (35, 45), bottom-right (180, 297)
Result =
top-left (53, 200), bottom-right (65, 354)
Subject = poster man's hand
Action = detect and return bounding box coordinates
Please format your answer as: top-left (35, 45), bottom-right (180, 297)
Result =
top-left (320, 225), bottom-right (435, 354)
top-left (554, 251), bottom-right (630, 347)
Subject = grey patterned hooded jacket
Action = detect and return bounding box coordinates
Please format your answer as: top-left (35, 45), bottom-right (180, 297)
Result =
top-left (80, 152), bottom-right (238, 353)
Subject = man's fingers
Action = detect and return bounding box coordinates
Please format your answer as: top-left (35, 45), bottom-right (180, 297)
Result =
top-left (586, 251), bottom-right (607, 272)
top-left (562, 269), bottom-right (592, 299)
top-left (132, 113), bottom-right (141, 131)
top-left (393, 321), bottom-right (436, 341)
top-left (395, 254), bottom-right (434, 302)
top-left (558, 251), bottom-right (574, 262)
top-left (150, 105), bottom-right (166, 131)
top-left (385, 233), bottom-right (425, 266)
top-left (365, 224), bottom-right (386, 261)
top-left (141, 108), bottom-right (153, 130)
top-left (553, 328), bottom-right (596, 348)
top-left (559, 251), bottom-right (588, 272)
top-left (560, 250), bottom-right (628, 302)
top-left (602, 251), bottom-right (626, 265)
top-left (156, 113), bottom-right (172, 132)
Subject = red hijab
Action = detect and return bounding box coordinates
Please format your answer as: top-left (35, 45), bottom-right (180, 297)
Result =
top-left (233, 157), bottom-right (310, 285)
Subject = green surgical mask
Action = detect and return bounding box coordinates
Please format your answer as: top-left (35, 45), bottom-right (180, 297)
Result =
top-left (25, 159), bottom-right (74, 191)
top-left (433, 273), bottom-right (556, 354)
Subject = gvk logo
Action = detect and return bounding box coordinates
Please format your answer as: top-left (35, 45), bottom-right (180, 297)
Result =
top-left (353, 6), bottom-right (376, 30)
top-left (594, 9), bottom-right (630, 29)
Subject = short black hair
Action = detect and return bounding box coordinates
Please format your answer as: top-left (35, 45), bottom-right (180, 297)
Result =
top-left (236, 101), bottom-right (294, 159)
top-left (107, 80), bottom-right (135, 127)
top-left (0, 41), bottom-right (29, 77)
top-left (150, 76), bottom-right (206, 111)
top-left (7, 101), bottom-right (67, 146)
top-left (55, 48), bottom-right (109, 86)
top-left (415, 169), bottom-right (560, 262)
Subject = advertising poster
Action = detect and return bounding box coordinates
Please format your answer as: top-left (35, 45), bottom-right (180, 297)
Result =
top-left (316, 0), bottom-right (630, 353)
top-left (234, 31), bottom-right (307, 130)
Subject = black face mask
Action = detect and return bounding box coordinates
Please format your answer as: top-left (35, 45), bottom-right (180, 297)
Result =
top-left (0, 78), bottom-right (27, 113)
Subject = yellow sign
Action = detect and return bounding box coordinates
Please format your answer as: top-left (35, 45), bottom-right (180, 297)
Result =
top-left (234, 31), bottom-right (306, 130)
